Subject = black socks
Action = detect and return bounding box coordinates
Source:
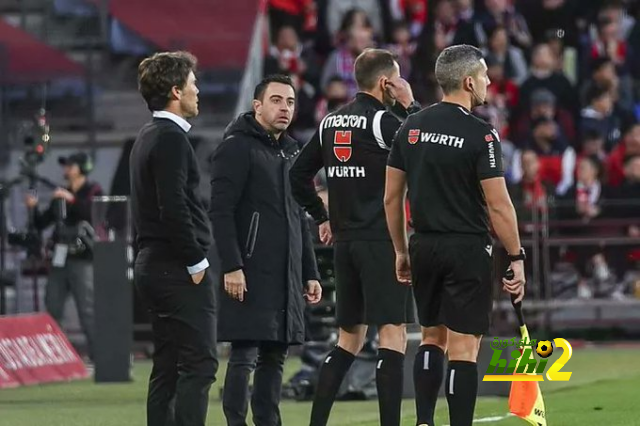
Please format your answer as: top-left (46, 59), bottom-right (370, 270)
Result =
top-left (413, 344), bottom-right (445, 426)
top-left (376, 348), bottom-right (405, 426)
top-left (309, 346), bottom-right (355, 426)
top-left (445, 361), bottom-right (478, 426)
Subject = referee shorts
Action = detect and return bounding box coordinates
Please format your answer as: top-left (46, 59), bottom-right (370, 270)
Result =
top-left (409, 232), bottom-right (494, 335)
top-left (334, 240), bottom-right (415, 327)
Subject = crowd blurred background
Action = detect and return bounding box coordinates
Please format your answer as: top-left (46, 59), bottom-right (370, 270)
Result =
top-left (262, 0), bottom-right (640, 302)
top-left (0, 0), bottom-right (639, 351)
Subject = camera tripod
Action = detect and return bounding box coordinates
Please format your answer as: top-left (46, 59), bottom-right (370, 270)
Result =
top-left (0, 171), bottom-right (59, 315)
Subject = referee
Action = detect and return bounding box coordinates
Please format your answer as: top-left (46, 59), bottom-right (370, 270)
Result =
top-left (385, 44), bottom-right (525, 426)
top-left (289, 48), bottom-right (420, 426)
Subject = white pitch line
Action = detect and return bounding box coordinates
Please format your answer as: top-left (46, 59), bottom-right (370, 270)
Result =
top-left (442, 413), bottom-right (513, 425)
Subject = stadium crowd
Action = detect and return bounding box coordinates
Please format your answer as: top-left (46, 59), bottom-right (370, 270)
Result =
top-left (264, 0), bottom-right (640, 297)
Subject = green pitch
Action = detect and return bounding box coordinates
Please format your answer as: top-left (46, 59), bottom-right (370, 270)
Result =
top-left (0, 347), bottom-right (638, 426)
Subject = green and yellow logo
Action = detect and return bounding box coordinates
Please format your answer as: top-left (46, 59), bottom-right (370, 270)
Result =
top-left (483, 337), bottom-right (573, 382)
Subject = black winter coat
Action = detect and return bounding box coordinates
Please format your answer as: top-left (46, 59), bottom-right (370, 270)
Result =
top-left (210, 113), bottom-right (320, 344)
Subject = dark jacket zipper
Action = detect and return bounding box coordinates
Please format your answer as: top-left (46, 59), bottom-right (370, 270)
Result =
top-left (245, 211), bottom-right (260, 258)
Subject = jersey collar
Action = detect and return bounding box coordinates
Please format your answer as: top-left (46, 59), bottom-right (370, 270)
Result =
top-left (356, 92), bottom-right (385, 108)
top-left (440, 101), bottom-right (473, 116)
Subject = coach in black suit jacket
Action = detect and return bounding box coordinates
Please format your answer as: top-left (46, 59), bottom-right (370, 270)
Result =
top-left (130, 51), bottom-right (217, 426)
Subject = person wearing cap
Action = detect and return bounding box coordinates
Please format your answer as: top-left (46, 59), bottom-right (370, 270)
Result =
top-left (24, 150), bottom-right (103, 361)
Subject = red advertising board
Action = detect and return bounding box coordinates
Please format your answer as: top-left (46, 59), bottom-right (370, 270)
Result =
top-left (0, 313), bottom-right (88, 388)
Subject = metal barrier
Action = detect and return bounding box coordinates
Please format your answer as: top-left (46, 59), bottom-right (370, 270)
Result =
top-left (491, 198), bottom-right (640, 333)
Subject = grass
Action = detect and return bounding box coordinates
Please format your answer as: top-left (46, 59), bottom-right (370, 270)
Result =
top-left (0, 347), bottom-right (638, 425)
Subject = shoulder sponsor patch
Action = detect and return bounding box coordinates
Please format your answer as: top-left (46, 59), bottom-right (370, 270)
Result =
top-left (485, 133), bottom-right (494, 143)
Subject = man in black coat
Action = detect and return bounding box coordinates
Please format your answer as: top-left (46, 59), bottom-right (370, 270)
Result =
top-left (210, 74), bottom-right (322, 426)
top-left (130, 51), bottom-right (217, 426)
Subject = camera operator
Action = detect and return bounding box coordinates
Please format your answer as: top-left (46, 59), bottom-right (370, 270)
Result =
top-left (24, 151), bottom-right (103, 361)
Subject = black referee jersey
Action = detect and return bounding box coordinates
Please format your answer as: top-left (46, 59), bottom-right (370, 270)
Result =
top-left (290, 92), bottom-right (420, 241)
top-left (388, 101), bottom-right (504, 235)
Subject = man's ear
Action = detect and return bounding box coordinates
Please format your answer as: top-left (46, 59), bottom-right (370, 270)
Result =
top-left (170, 85), bottom-right (181, 101)
top-left (379, 76), bottom-right (389, 92)
top-left (252, 99), bottom-right (262, 115)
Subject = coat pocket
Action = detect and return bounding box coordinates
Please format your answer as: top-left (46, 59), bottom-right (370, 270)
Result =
top-left (245, 211), bottom-right (260, 258)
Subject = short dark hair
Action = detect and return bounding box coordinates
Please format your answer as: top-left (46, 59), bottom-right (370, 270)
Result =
top-left (591, 56), bottom-right (613, 74)
top-left (138, 51), bottom-right (197, 112)
top-left (354, 49), bottom-right (397, 91)
top-left (586, 83), bottom-right (612, 104)
top-left (435, 44), bottom-right (485, 94)
top-left (253, 74), bottom-right (296, 101)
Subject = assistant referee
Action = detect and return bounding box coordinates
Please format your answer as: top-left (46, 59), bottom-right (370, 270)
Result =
top-left (384, 44), bottom-right (526, 426)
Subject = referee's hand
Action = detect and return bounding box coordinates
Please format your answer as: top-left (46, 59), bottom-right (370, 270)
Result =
top-left (503, 260), bottom-right (525, 303)
top-left (395, 253), bottom-right (411, 285)
top-left (224, 269), bottom-right (248, 302)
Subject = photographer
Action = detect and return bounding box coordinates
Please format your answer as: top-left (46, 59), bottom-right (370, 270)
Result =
top-left (24, 151), bottom-right (103, 361)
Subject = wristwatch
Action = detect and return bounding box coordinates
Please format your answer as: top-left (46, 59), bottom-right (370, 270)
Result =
top-left (507, 247), bottom-right (526, 262)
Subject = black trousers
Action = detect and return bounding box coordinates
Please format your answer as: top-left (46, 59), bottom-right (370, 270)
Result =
top-left (135, 260), bottom-right (218, 426)
top-left (222, 341), bottom-right (288, 426)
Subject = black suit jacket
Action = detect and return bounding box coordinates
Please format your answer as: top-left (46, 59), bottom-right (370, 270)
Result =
top-left (130, 117), bottom-right (211, 267)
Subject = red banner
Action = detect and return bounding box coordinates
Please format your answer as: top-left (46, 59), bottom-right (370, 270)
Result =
top-left (0, 313), bottom-right (88, 388)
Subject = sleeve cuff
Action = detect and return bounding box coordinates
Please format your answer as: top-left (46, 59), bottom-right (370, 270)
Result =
top-left (187, 258), bottom-right (209, 275)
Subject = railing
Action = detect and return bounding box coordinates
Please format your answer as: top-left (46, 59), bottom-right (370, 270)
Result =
top-left (490, 198), bottom-right (640, 333)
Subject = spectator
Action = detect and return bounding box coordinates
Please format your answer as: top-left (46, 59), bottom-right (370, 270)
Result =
top-left (385, 21), bottom-right (416, 79)
top-left (607, 122), bottom-right (640, 186)
top-left (485, 53), bottom-right (519, 110)
top-left (560, 156), bottom-right (607, 224)
top-left (326, 1), bottom-right (383, 42)
top-left (519, 43), bottom-right (576, 116)
top-left (580, 83), bottom-right (624, 151)
top-left (387, 0), bottom-right (428, 39)
top-left (512, 116), bottom-right (576, 195)
top-left (578, 128), bottom-right (607, 162)
top-left (545, 27), bottom-right (580, 85)
top-left (433, 0), bottom-right (460, 53)
top-left (558, 155), bottom-right (611, 298)
top-left (512, 88), bottom-right (575, 147)
top-left (610, 154), bottom-right (640, 237)
top-left (453, 0), bottom-right (479, 47)
top-left (581, 56), bottom-right (635, 115)
top-left (483, 24), bottom-right (528, 85)
top-left (474, 0), bottom-right (532, 50)
top-left (321, 26), bottom-right (374, 98)
top-left (522, 0), bottom-right (580, 48)
top-left (598, 0), bottom-right (636, 40)
top-left (508, 149), bottom-right (554, 228)
top-left (588, 14), bottom-right (630, 74)
top-left (314, 76), bottom-right (349, 124)
top-left (264, 25), bottom-right (319, 89)
top-left (269, 0), bottom-right (315, 36)
top-left (476, 56), bottom-right (514, 142)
